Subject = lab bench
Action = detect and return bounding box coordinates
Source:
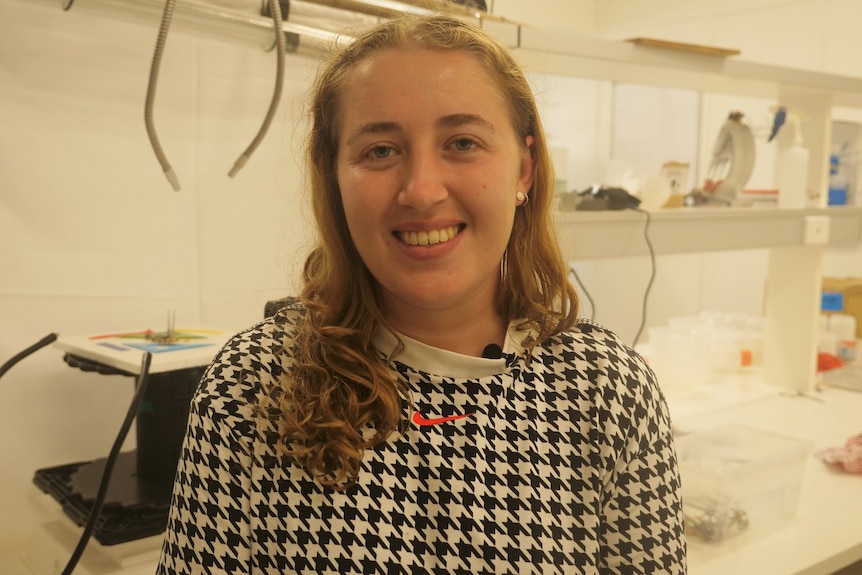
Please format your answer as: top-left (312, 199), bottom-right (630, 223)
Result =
top-left (673, 384), bottom-right (862, 575)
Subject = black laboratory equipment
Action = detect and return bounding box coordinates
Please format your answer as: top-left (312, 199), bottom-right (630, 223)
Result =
top-left (31, 332), bottom-right (218, 546)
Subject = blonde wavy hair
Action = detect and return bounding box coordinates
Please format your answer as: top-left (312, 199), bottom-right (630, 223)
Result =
top-left (276, 13), bottom-right (579, 490)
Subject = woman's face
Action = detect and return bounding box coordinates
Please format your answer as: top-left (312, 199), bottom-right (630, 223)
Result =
top-left (336, 47), bottom-right (535, 325)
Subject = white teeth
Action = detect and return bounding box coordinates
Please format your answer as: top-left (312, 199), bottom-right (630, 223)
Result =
top-left (400, 226), bottom-right (459, 246)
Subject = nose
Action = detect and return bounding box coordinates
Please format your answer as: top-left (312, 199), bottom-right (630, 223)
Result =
top-left (397, 147), bottom-right (448, 212)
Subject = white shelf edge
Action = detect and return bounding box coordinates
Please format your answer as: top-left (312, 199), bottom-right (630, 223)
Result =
top-left (555, 206), bottom-right (862, 261)
top-left (512, 26), bottom-right (862, 107)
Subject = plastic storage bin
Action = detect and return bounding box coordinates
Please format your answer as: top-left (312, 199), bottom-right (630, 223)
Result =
top-left (676, 424), bottom-right (811, 544)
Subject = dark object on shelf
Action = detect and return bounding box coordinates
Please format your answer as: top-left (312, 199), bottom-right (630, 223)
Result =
top-left (684, 188), bottom-right (733, 207)
top-left (576, 186), bottom-right (642, 210)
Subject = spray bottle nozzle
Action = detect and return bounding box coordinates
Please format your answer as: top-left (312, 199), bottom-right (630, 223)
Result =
top-left (769, 104), bottom-right (808, 147)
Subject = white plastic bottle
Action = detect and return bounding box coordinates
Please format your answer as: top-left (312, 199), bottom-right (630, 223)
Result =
top-left (829, 313), bottom-right (858, 363)
top-left (775, 106), bottom-right (809, 209)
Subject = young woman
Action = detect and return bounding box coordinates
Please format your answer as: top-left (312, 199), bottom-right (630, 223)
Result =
top-left (157, 13), bottom-right (687, 575)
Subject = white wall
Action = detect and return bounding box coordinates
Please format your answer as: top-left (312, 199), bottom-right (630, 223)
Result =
top-left (0, 0), bottom-right (317, 541)
top-left (491, 0), bottom-right (596, 33)
top-left (596, 0), bottom-right (862, 76)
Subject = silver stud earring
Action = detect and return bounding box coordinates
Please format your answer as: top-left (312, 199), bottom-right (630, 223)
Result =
top-left (516, 191), bottom-right (528, 206)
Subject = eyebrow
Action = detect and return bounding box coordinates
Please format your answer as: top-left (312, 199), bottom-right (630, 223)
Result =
top-left (437, 113), bottom-right (496, 132)
top-left (345, 121), bottom-right (400, 146)
top-left (345, 114), bottom-right (496, 146)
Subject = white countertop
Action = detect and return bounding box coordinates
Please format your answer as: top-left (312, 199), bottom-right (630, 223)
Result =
top-left (673, 384), bottom-right (862, 575)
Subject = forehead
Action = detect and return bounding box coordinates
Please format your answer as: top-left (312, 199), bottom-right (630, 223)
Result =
top-left (335, 47), bottom-right (510, 126)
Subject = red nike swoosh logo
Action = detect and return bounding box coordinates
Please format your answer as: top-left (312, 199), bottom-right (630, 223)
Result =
top-left (412, 409), bottom-right (474, 427)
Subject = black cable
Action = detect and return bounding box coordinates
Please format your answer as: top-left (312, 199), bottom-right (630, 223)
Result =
top-left (0, 333), bottom-right (58, 380)
top-left (61, 352), bottom-right (153, 575)
top-left (631, 207), bottom-right (656, 348)
top-left (568, 266), bottom-right (595, 321)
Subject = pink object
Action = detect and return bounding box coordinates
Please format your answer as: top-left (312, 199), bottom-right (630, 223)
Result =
top-left (816, 433), bottom-right (862, 474)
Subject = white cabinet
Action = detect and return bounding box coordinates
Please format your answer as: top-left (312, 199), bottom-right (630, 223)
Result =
top-left (493, 25), bottom-right (862, 393)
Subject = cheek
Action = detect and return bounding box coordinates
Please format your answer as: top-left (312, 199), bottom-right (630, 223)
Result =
top-left (336, 164), bottom-right (359, 219)
top-left (338, 161), bottom-right (392, 213)
top-left (339, 191), bottom-right (364, 245)
top-left (337, 168), bottom-right (381, 250)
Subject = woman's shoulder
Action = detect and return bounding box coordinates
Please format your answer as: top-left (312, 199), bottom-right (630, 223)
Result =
top-left (197, 303), bottom-right (304, 403)
top-left (554, 319), bottom-right (647, 367)
top-left (219, 302), bottom-right (302, 358)
top-left (545, 319), bottom-right (664, 414)
top-left (555, 319), bottom-right (672, 443)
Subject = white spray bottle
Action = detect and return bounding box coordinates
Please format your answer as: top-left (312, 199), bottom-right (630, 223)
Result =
top-left (770, 104), bottom-right (809, 209)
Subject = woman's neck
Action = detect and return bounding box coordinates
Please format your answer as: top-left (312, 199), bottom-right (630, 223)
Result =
top-left (382, 303), bottom-right (507, 358)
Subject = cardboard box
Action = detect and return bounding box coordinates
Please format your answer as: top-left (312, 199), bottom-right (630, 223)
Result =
top-left (822, 277), bottom-right (862, 338)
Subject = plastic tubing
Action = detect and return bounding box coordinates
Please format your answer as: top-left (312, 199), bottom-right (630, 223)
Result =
top-left (228, 0), bottom-right (287, 178)
top-left (144, 0), bottom-right (181, 191)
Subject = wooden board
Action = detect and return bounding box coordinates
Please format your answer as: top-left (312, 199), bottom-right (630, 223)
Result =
top-left (626, 37), bottom-right (740, 58)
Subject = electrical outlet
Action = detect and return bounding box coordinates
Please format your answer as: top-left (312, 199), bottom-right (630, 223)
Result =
top-left (803, 215), bottom-right (830, 245)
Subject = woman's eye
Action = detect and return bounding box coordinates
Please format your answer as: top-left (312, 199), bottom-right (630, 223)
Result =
top-left (366, 145), bottom-right (393, 160)
top-left (450, 137), bottom-right (477, 152)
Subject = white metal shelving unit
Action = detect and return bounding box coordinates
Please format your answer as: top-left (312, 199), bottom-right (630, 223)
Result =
top-left (554, 207), bottom-right (862, 393)
top-left (491, 25), bottom-right (862, 394)
top-left (505, 26), bottom-right (862, 200)
top-left (555, 206), bottom-right (862, 260)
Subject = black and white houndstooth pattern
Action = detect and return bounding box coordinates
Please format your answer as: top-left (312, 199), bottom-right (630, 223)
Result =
top-left (156, 305), bottom-right (686, 574)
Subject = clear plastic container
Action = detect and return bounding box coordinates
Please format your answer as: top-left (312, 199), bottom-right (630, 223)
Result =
top-left (820, 363), bottom-right (862, 392)
top-left (676, 424), bottom-right (811, 544)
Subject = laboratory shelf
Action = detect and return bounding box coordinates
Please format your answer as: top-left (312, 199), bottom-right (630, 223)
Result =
top-left (505, 26), bottom-right (862, 209)
top-left (510, 20), bottom-right (862, 400)
top-left (510, 26), bottom-right (862, 108)
top-left (555, 206), bottom-right (862, 261)
top-left (556, 206), bottom-right (862, 396)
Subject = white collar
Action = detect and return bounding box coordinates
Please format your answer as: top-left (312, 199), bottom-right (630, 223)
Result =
top-left (372, 320), bottom-right (531, 378)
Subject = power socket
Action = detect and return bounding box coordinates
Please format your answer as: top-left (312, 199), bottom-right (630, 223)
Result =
top-left (804, 215), bottom-right (830, 245)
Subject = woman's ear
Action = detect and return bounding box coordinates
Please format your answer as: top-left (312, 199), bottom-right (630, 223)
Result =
top-left (519, 135), bottom-right (536, 192)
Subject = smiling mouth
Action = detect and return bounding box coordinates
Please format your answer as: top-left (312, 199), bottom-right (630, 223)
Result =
top-left (396, 225), bottom-right (463, 247)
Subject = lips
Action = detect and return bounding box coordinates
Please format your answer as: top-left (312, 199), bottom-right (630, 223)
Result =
top-left (396, 225), bottom-right (463, 247)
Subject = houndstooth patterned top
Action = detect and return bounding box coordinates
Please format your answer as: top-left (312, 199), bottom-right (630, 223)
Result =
top-left (156, 304), bottom-right (687, 574)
